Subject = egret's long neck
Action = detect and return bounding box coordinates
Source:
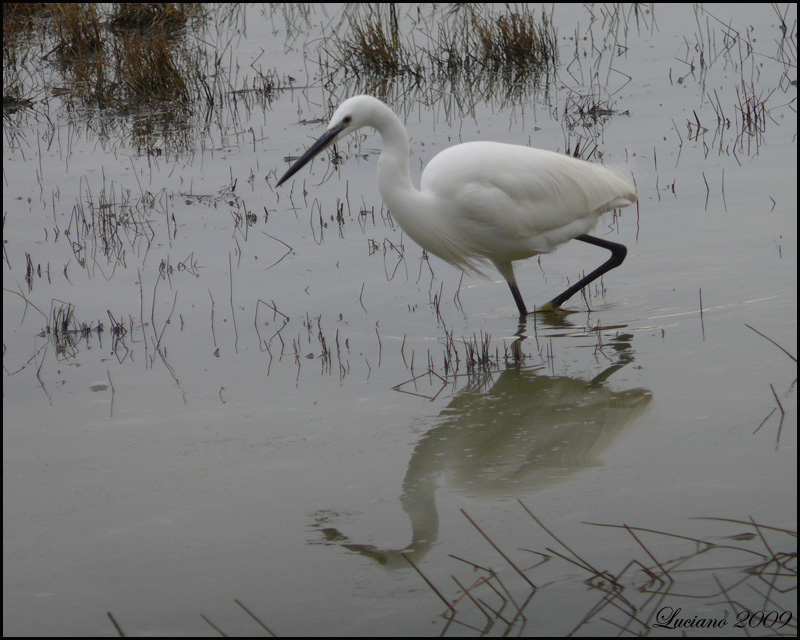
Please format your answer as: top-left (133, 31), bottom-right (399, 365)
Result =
top-left (371, 104), bottom-right (427, 232)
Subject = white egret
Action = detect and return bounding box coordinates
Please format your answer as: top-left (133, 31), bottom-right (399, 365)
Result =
top-left (277, 95), bottom-right (637, 315)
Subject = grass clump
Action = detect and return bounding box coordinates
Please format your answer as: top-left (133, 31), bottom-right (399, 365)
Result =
top-left (109, 3), bottom-right (198, 34)
top-left (50, 3), bottom-right (104, 58)
top-left (470, 5), bottom-right (557, 71)
top-left (116, 33), bottom-right (188, 103)
top-left (333, 5), bottom-right (418, 77)
top-left (327, 5), bottom-right (558, 96)
top-left (5, 3), bottom-right (202, 108)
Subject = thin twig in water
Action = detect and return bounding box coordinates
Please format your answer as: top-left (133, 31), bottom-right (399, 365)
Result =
top-left (745, 324), bottom-right (796, 362)
top-left (200, 613), bottom-right (227, 636)
top-left (229, 253), bottom-right (238, 354)
top-left (234, 599), bottom-right (276, 637)
top-left (699, 288), bottom-right (705, 340)
top-left (518, 499), bottom-right (602, 576)
top-left (403, 553), bottom-right (455, 612)
top-left (461, 509), bottom-right (536, 589)
top-left (107, 369), bottom-right (114, 418)
top-left (359, 282), bottom-right (367, 313)
top-left (107, 611), bottom-right (125, 637)
top-left (770, 383), bottom-right (786, 415)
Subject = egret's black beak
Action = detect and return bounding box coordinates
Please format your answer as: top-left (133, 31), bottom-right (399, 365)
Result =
top-left (276, 122), bottom-right (348, 187)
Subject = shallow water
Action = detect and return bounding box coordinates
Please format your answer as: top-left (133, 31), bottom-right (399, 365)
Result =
top-left (4, 4), bottom-right (796, 636)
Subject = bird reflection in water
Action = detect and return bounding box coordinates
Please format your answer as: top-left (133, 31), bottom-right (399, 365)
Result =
top-left (311, 330), bottom-right (652, 569)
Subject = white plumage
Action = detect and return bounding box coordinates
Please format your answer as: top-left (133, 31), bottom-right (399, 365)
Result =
top-left (277, 95), bottom-right (637, 315)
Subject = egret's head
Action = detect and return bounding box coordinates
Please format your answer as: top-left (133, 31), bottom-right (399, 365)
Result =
top-left (276, 96), bottom-right (384, 187)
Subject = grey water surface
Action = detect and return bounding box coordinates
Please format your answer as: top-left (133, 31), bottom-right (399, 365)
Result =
top-left (4, 4), bottom-right (796, 636)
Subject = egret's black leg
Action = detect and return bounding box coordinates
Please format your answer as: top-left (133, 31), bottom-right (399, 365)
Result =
top-left (508, 282), bottom-right (528, 316)
top-left (544, 234), bottom-right (627, 309)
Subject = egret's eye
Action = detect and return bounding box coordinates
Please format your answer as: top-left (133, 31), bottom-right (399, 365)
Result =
top-left (343, 116), bottom-right (352, 124)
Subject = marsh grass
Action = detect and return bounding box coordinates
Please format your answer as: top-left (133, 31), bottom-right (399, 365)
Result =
top-left (67, 176), bottom-right (158, 273)
top-left (327, 4), bottom-right (557, 96)
top-left (116, 33), bottom-right (188, 103)
top-left (2, 3), bottom-right (50, 34)
top-left (109, 4), bottom-right (199, 104)
top-left (109, 2), bottom-right (199, 34)
top-left (676, 4), bottom-right (794, 161)
top-left (3, 3), bottom-right (206, 110)
top-left (336, 4), bottom-right (412, 76)
top-left (50, 3), bottom-right (104, 59)
top-left (3, 2), bottom-right (287, 152)
top-left (468, 5), bottom-right (557, 72)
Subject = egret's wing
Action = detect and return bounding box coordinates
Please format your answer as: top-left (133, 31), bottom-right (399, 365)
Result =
top-left (422, 143), bottom-right (636, 259)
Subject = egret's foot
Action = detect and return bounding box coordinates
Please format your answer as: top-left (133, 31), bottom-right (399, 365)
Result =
top-left (534, 300), bottom-right (571, 313)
